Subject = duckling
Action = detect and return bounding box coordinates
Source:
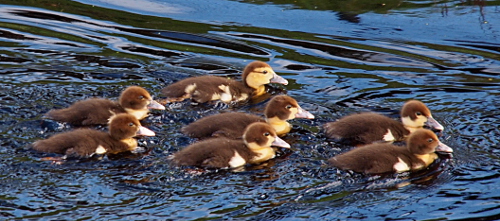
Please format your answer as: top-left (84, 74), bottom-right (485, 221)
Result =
top-left (328, 128), bottom-right (453, 174)
top-left (32, 113), bottom-right (155, 158)
top-left (323, 100), bottom-right (444, 146)
top-left (181, 95), bottom-right (314, 139)
top-left (161, 61), bottom-right (288, 103)
top-left (170, 122), bottom-right (291, 169)
top-left (46, 86), bottom-right (165, 126)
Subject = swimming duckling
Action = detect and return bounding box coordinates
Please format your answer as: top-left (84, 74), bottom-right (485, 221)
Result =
top-left (328, 129), bottom-right (453, 174)
top-left (161, 61), bottom-right (288, 103)
top-left (33, 113), bottom-right (155, 158)
top-left (170, 122), bottom-right (291, 169)
top-left (323, 100), bottom-right (444, 146)
top-left (46, 86), bottom-right (165, 126)
top-left (182, 95), bottom-right (314, 139)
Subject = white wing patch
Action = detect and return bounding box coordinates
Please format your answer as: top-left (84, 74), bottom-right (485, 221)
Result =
top-left (95, 145), bottom-right (107, 154)
top-left (218, 85), bottom-right (232, 102)
top-left (393, 157), bottom-right (410, 172)
top-left (185, 83), bottom-right (197, 94)
top-left (228, 151), bottom-right (246, 168)
top-left (236, 93), bottom-right (248, 102)
top-left (383, 129), bottom-right (395, 141)
top-left (211, 93), bottom-right (221, 101)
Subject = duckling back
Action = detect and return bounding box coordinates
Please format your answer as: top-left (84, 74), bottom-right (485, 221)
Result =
top-left (32, 129), bottom-right (114, 157)
top-left (46, 98), bottom-right (124, 126)
top-left (170, 138), bottom-right (256, 168)
top-left (181, 112), bottom-right (265, 139)
top-left (161, 76), bottom-right (252, 103)
top-left (328, 143), bottom-right (413, 174)
top-left (324, 112), bottom-right (408, 145)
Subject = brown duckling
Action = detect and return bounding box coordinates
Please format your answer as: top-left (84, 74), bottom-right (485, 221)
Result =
top-left (181, 95), bottom-right (314, 139)
top-left (170, 122), bottom-right (291, 169)
top-left (32, 113), bottom-right (155, 158)
top-left (328, 129), bottom-right (453, 174)
top-left (323, 100), bottom-right (444, 146)
top-left (46, 86), bottom-right (165, 126)
top-left (161, 61), bottom-right (288, 103)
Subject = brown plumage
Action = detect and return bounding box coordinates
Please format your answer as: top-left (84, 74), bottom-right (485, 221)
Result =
top-left (181, 95), bottom-right (314, 139)
top-left (46, 86), bottom-right (165, 126)
top-left (170, 122), bottom-right (291, 169)
top-left (161, 61), bottom-right (288, 103)
top-left (323, 100), bottom-right (444, 146)
top-left (32, 113), bottom-right (155, 157)
top-left (328, 129), bottom-right (453, 174)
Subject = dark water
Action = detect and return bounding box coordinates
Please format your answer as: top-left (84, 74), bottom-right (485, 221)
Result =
top-left (1, 0), bottom-right (499, 220)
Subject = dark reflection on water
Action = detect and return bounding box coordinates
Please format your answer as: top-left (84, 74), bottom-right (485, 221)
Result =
top-left (0, 0), bottom-right (499, 220)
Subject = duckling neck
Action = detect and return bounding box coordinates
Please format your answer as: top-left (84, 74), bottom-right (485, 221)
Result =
top-left (266, 117), bottom-right (291, 136)
top-left (403, 125), bottom-right (421, 134)
top-left (413, 153), bottom-right (438, 169)
top-left (251, 85), bottom-right (266, 97)
top-left (245, 142), bottom-right (276, 164)
top-left (401, 116), bottom-right (424, 133)
top-left (124, 108), bottom-right (149, 120)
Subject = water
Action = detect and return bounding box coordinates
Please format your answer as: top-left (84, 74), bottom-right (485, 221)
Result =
top-left (0, 0), bottom-right (499, 220)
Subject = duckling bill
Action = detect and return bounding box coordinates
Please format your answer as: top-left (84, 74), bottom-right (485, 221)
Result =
top-left (328, 129), bottom-right (453, 174)
top-left (161, 61), bottom-right (288, 103)
top-left (32, 113), bottom-right (155, 158)
top-left (170, 122), bottom-right (291, 169)
top-left (181, 95), bottom-right (314, 139)
top-left (46, 86), bottom-right (165, 126)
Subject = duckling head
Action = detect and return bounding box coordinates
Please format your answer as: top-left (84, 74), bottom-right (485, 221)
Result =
top-left (243, 122), bottom-right (290, 150)
top-left (265, 95), bottom-right (315, 121)
top-left (400, 100), bottom-right (444, 132)
top-left (108, 113), bottom-right (155, 140)
top-left (407, 129), bottom-right (453, 155)
top-left (243, 61), bottom-right (288, 96)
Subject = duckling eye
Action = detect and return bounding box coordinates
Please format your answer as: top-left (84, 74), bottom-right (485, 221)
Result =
top-left (427, 138), bottom-right (434, 143)
top-left (285, 105), bottom-right (292, 109)
top-left (416, 112), bottom-right (422, 116)
top-left (128, 122), bottom-right (135, 127)
top-left (138, 95), bottom-right (145, 100)
top-left (263, 132), bottom-right (270, 136)
top-left (262, 70), bottom-right (268, 74)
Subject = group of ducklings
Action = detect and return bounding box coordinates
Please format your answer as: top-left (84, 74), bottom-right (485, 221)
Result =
top-left (32, 61), bottom-right (453, 175)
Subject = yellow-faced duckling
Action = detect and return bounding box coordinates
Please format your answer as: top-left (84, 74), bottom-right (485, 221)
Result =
top-left (170, 122), bottom-right (291, 169)
top-left (46, 86), bottom-right (165, 126)
top-left (323, 100), bottom-right (444, 146)
top-left (161, 61), bottom-right (288, 103)
top-left (182, 95), bottom-right (314, 139)
top-left (33, 113), bottom-right (155, 158)
top-left (328, 129), bottom-right (453, 174)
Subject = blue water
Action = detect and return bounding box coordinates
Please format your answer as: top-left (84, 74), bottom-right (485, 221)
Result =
top-left (0, 0), bottom-right (499, 220)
